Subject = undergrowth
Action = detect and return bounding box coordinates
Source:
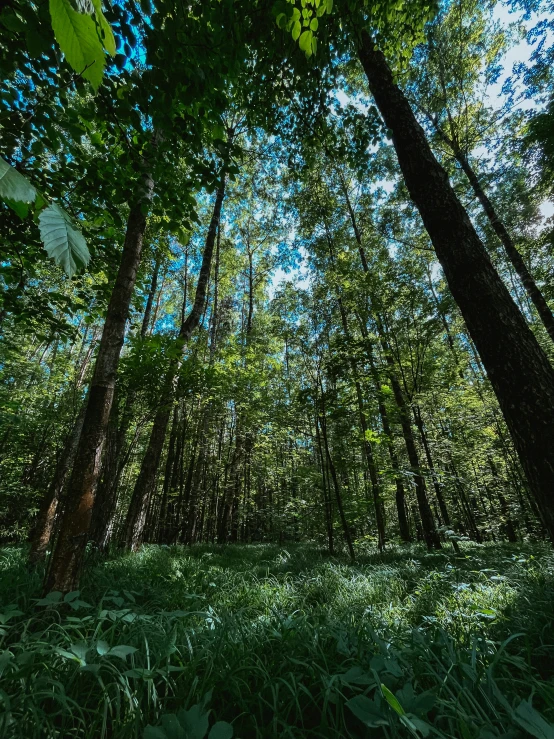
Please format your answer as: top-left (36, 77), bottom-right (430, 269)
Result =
top-left (0, 542), bottom-right (553, 738)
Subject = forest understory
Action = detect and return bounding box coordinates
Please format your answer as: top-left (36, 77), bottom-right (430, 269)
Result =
top-left (0, 542), bottom-right (553, 739)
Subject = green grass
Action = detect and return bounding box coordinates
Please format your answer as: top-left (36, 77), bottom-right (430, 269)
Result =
top-left (0, 541), bottom-right (553, 738)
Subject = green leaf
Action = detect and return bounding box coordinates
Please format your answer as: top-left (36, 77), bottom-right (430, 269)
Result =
top-left (176, 703), bottom-right (210, 739)
top-left (291, 20), bottom-right (301, 40)
top-left (1, 10), bottom-right (25, 32)
top-left (403, 715), bottom-right (431, 737)
top-left (36, 591), bottom-right (63, 606)
top-left (49, 0), bottom-right (105, 90)
top-left (143, 728), bottom-right (167, 739)
top-left (209, 722), bottom-right (233, 739)
top-left (70, 642), bottom-right (89, 662)
top-left (38, 202), bottom-right (90, 277)
top-left (299, 29), bottom-right (312, 53)
top-left (91, 0), bottom-right (116, 55)
top-left (0, 158), bottom-right (37, 205)
top-left (106, 645), bottom-right (138, 659)
top-left (25, 29), bottom-right (52, 57)
top-left (35, 191), bottom-right (48, 211)
top-left (96, 640), bottom-right (109, 655)
top-left (339, 666), bottom-right (376, 686)
top-left (346, 695), bottom-right (389, 728)
top-left (309, 17), bottom-right (318, 30)
top-left (514, 700), bottom-right (554, 739)
top-left (381, 684), bottom-right (405, 716)
top-left (5, 199), bottom-right (30, 219)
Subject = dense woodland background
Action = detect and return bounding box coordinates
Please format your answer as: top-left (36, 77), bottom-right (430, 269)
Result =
top-left (1, 0), bottom-right (554, 736)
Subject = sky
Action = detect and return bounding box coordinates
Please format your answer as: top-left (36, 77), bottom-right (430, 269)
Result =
top-left (268, 1), bottom-right (553, 298)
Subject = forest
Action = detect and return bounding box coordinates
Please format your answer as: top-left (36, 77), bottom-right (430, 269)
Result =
top-left (1, 0), bottom-right (554, 736)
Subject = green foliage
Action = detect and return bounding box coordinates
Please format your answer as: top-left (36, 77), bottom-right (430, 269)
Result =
top-left (144, 694), bottom-right (233, 739)
top-left (48, 0), bottom-right (114, 90)
top-left (274, 0), bottom-right (333, 57)
top-left (0, 159), bottom-right (37, 207)
top-left (0, 543), bottom-right (553, 738)
top-left (38, 203), bottom-right (90, 277)
top-left (0, 159), bottom-right (90, 277)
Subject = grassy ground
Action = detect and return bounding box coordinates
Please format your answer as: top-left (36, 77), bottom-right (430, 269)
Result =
top-left (0, 541), bottom-right (553, 738)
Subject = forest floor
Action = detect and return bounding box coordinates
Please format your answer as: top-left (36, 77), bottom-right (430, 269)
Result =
top-left (0, 542), bottom-right (553, 739)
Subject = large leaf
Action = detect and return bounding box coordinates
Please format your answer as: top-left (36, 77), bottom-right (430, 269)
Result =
top-left (38, 202), bottom-right (90, 277)
top-left (49, 0), bottom-right (105, 90)
top-left (0, 158), bottom-right (37, 204)
top-left (106, 644), bottom-right (138, 660)
top-left (91, 0), bottom-right (116, 56)
top-left (143, 728), bottom-right (167, 739)
top-left (346, 695), bottom-right (389, 728)
top-left (514, 700), bottom-right (554, 739)
top-left (176, 703), bottom-right (210, 739)
top-left (208, 722), bottom-right (233, 739)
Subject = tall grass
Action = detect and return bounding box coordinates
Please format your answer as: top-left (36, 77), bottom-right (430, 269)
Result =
top-left (0, 542), bottom-right (553, 738)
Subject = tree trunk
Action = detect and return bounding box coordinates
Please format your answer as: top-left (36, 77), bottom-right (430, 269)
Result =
top-left (362, 321), bottom-right (411, 541)
top-left (322, 215), bottom-right (385, 549)
top-left (29, 398), bottom-right (87, 563)
top-left (338, 300), bottom-right (386, 550)
top-left (318, 385), bottom-right (355, 560)
top-left (359, 317), bottom-right (440, 549)
top-left (413, 405), bottom-right (460, 552)
top-left (443, 144), bottom-right (554, 344)
top-left (123, 174), bottom-right (227, 549)
top-left (315, 415), bottom-right (334, 554)
top-left (141, 253), bottom-right (161, 338)
top-left (88, 392), bottom-right (120, 549)
top-left (357, 32), bottom-right (554, 542)
top-left (43, 162), bottom-right (156, 593)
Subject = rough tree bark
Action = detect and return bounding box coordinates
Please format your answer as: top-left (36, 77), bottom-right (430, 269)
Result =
top-left (357, 32), bottom-right (554, 542)
top-left (29, 398), bottom-right (87, 563)
top-left (43, 160), bottom-right (156, 593)
top-left (424, 111), bottom-right (554, 345)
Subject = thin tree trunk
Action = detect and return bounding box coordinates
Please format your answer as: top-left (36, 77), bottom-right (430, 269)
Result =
top-left (88, 393), bottom-right (120, 549)
top-left (425, 121), bottom-right (554, 344)
top-left (318, 384), bottom-right (355, 560)
top-left (29, 398), bottom-right (87, 563)
top-left (338, 160), bottom-right (435, 548)
top-left (488, 456), bottom-right (518, 543)
top-left (456, 151), bottom-right (554, 342)
top-left (315, 415), bottom-right (334, 554)
top-left (157, 404), bottom-right (180, 542)
top-left (321, 214), bottom-right (386, 549)
top-left (123, 173), bottom-right (227, 549)
top-left (43, 158), bottom-right (156, 593)
top-left (141, 253), bottom-right (161, 338)
top-left (358, 317), bottom-right (440, 549)
top-left (357, 32), bottom-right (554, 542)
top-left (337, 299), bottom-right (386, 550)
top-left (413, 405), bottom-right (459, 552)
top-left (361, 319), bottom-right (411, 541)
